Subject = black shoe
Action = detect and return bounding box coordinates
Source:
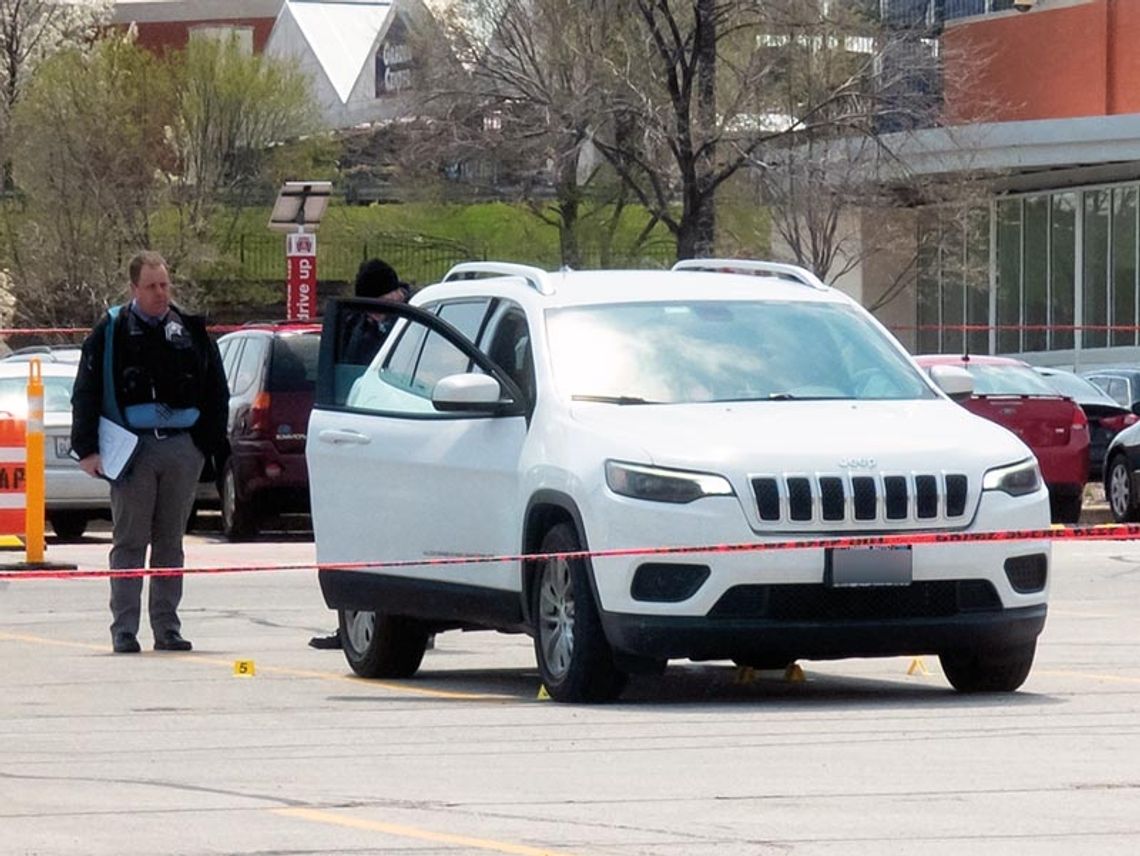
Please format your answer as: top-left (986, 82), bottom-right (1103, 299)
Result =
top-left (154, 630), bottom-right (192, 652)
top-left (308, 631), bottom-right (342, 650)
top-left (112, 632), bottom-right (141, 654)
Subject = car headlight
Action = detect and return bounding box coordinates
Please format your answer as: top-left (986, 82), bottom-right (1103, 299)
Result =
top-left (605, 460), bottom-right (735, 503)
top-left (982, 459), bottom-right (1042, 497)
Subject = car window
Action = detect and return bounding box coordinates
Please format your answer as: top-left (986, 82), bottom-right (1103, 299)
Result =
top-left (231, 336), bottom-right (269, 396)
top-left (268, 334), bottom-right (320, 392)
top-left (349, 315), bottom-right (471, 414)
top-left (0, 376), bottom-right (74, 415)
top-left (482, 303), bottom-right (534, 404)
top-left (545, 300), bottom-right (933, 403)
top-left (1104, 377), bottom-right (1130, 407)
top-left (1037, 370), bottom-right (1118, 406)
top-left (963, 364), bottom-right (1059, 396)
top-left (220, 337), bottom-right (244, 386)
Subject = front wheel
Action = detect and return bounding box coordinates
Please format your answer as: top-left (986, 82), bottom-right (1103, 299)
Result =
top-left (532, 523), bottom-right (627, 703)
top-left (49, 511), bottom-right (88, 541)
top-left (338, 609), bottom-right (429, 679)
top-left (940, 641), bottom-right (1037, 693)
top-left (1106, 455), bottom-right (1139, 523)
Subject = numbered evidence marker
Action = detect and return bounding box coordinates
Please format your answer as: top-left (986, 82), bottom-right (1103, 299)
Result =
top-left (233, 660), bottom-right (257, 677)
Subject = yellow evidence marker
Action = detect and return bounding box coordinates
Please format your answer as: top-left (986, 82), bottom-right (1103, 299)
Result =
top-left (907, 657), bottom-right (931, 676)
top-left (233, 660), bottom-right (256, 677)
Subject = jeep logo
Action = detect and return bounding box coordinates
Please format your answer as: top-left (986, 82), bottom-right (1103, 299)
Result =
top-left (838, 457), bottom-right (876, 468)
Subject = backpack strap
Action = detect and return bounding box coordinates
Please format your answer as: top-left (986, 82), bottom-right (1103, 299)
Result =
top-left (102, 305), bottom-right (125, 424)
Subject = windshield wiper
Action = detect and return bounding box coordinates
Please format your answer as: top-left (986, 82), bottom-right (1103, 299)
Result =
top-left (572, 394), bottom-right (659, 405)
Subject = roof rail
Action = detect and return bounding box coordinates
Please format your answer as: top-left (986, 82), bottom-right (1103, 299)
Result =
top-left (443, 262), bottom-right (555, 295)
top-left (671, 259), bottom-right (829, 291)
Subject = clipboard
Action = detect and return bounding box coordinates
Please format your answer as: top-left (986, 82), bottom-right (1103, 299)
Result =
top-left (97, 417), bottom-right (139, 481)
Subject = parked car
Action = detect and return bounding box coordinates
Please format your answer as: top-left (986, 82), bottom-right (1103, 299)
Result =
top-left (0, 360), bottom-right (109, 540)
top-left (1034, 366), bottom-right (1137, 480)
top-left (1102, 420), bottom-right (1140, 522)
top-left (913, 355), bottom-right (1088, 524)
top-left (214, 322), bottom-right (321, 540)
top-left (307, 260), bottom-right (1052, 703)
top-left (2, 346), bottom-right (82, 364)
top-left (1081, 367), bottom-right (1140, 414)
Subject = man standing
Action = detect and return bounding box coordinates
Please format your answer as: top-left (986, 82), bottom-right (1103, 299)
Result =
top-left (71, 251), bottom-right (229, 654)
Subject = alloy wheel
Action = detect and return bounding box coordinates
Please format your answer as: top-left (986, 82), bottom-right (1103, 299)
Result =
top-left (537, 558), bottom-right (576, 681)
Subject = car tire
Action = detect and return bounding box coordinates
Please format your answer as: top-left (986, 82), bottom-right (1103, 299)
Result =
top-left (939, 641), bottom-right (1036, 693)
top-left (338, 609), bottom-right (429, 679)
top-left (49, 511), bottom-right (87, 542)
top-left (220, 461), bottom-right (258, 541)
top-left (531, 523), bottom-right (627, 703)
top-left (1106, 455), bottom-right (1139, 523)
top-left (1049, 490), bottom-right (1083, 525)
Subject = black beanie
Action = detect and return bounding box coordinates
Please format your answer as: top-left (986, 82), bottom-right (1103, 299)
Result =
top-left (354, 258), bottom-right (402, 298)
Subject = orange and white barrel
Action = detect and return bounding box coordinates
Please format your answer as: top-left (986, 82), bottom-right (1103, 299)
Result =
top-left (0, 415), bottom-right (27, 536)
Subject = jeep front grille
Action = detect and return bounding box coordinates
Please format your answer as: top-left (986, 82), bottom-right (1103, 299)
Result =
top-left (750, 473), bottom-right (971, 528)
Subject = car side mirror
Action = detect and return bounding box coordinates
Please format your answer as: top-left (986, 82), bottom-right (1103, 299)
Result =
top-left (927, 365), bottom-right (974, 401)
top-left (432, 373), bottom-right (521, 415)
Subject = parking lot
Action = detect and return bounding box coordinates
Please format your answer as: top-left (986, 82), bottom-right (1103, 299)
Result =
top-left (1, 525), bottom-right (1139, 855)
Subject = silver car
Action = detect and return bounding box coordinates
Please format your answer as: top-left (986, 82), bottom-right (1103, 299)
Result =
top-left (0, 360), bottom-right (109, 540)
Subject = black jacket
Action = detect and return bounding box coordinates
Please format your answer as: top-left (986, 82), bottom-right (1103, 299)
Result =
top-left (70, 304), bottom-right (229, 461)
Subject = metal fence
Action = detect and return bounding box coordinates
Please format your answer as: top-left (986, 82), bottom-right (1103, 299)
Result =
top-left (227, 234), bottom-right (677, 286)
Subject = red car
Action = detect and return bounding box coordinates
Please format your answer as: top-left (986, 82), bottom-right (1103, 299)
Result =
top-left (915, 354), bottom-right (1089, 524)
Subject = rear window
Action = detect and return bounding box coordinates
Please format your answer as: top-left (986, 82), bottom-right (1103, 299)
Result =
top-left (0, 376), bottom-right (74, 414)
top-left (268, 334), bottom-right (320, 392)
top-left (965, 364), bottom-right (1059, 396)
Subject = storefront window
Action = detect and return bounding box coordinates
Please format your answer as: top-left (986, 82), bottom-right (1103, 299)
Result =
top-left (1050, 193), bottom-right (1076, 351)
top-left (1023, 195), bottom-right (1048, 352)
top-left (1112, 187), bottom-right (1137, 347)
top-left (996, 199), bottom-right (1022, 354)
top-left (1084, 190), bottom-right (1110, 348)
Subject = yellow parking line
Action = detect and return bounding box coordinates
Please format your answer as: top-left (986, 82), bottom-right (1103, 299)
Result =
top-left (1037, 669), bottom-right (1140, 685)
top-left (274, 807), bottom-right (577, 856)
top-left (0, 630), bottom-right (514, 701)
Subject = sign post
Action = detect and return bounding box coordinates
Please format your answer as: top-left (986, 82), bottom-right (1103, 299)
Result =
top-left (269, 181), bottom-right (332, 321)
top-left (285, 232), bottom-right (317, 321)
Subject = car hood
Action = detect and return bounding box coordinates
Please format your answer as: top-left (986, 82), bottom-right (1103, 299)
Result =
top-left (569, 398), bottom-right (1032, 475)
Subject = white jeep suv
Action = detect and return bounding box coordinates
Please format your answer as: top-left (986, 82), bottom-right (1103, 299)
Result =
top-left (307, 260), bottom-right (1050, 702)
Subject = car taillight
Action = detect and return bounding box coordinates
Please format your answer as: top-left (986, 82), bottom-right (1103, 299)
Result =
top-left (1072, 406), bottom-right (1088, 431)
top-left (250, 392), bottom-right (271, 436)
top-left (1101, 413), bottom-right (1139, 432)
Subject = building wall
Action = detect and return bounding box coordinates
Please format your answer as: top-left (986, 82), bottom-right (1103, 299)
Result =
top-left (123, 18), bottom-right (276, 54)
top-left (942, 0), bottom-right (1140, 123)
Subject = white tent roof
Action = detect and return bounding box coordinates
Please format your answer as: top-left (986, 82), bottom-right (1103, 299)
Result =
top-left (284, 1), bottom-right (393, 103)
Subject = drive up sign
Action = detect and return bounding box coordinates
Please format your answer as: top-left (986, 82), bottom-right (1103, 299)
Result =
top-left (286, 231), bottom-right (317, 321)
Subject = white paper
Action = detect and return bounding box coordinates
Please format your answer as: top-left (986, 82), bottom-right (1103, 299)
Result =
top-left (98, 417), bottom-right (139, 481)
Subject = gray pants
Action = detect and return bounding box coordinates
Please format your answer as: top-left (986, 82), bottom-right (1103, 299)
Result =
top-left (109, 433), bottom-right (204, 638)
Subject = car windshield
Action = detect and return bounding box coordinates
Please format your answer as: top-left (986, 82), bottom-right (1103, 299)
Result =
top-left (963, 364), bottom-right (1060, 396)
top-left (0, 375), bottom-right (74, 415)
top-left (545, 300), bottom-right (935, 403)
top-left (268, 334), bottom-right (320, 392)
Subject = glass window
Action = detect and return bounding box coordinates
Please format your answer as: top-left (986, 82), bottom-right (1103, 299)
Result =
top-left (1084, 189), bottom-right (1110, 348)
top-left (220, 337), bottom-right (243, 383)
top-left (996, 199), bottom-right (1022, 354)
top-left (1023, 195), bottom-right (1048, 352)
top-left (546, 300), bottom-right (936, 403)
top-left (0, 376), bottom-right (74, 415)
top-left (916, 210), bottom-right (941, 354)
top-left (189, 25), bottom-right (253, 54)
top-left (1105, 377), bottom-right (1130, 408)
top-left (965, 207), bottom-right (990, 356)
top-left (268, 334), bottom-right (320, 392)
top-left (963, 363), bottom-right (1058, 396)
top-left (1051, 193), bottom-right (1077, 351)
top-left (483, 305), bottom-right (535, 404)
top-left (942, 213), bottom-right (965, 355)
top-left (230, 336), bottom-right (268, 396)
top-left (1112, 187), bottom-right (1138, 347)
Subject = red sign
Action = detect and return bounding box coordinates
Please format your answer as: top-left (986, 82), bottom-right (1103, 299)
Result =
top-left (286, 233), bottom-right (317, 321)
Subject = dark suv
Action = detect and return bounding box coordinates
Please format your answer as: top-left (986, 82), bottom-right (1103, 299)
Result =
top-left (215, 323), bottom-right (321, 540)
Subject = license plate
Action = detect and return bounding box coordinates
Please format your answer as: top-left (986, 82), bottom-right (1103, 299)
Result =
top-left (827, 545), bottom-right (912, 587)
top-left (54, 436), bottom-right (72, 459)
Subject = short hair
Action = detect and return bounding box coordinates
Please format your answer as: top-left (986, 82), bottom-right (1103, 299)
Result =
top-left (128, 250), bottom-right (168, 285)
top-left (354, 258), bottom-right (403, 299)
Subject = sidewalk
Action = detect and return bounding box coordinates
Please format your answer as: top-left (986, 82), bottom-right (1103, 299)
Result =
top-left (1081, 482), bottom-right (1112, 526)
